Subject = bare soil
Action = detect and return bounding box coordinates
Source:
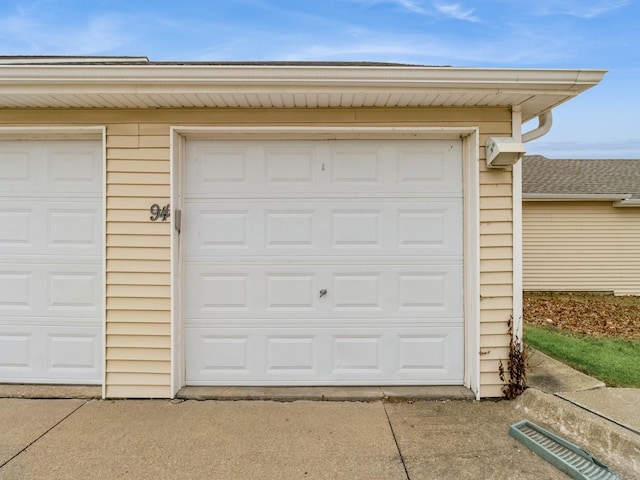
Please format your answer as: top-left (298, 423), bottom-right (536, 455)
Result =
top-left (523, 292), bottom-right (640, 340)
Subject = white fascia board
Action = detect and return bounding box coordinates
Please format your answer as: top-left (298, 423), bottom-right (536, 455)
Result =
top-left (523, 193), bottom-right (630, 201)
top-left (0, 64), bottom-right (606, 92)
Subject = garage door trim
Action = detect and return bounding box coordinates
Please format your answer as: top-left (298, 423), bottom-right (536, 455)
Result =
top-left (170, 126), bottom-right (480, 398)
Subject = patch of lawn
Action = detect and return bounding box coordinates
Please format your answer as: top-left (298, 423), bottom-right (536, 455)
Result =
top-left (524, 323), bottom-right (640, 388)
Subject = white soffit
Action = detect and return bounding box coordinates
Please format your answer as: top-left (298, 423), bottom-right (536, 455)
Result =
top-left (0, 63), bottom-right (606, 122)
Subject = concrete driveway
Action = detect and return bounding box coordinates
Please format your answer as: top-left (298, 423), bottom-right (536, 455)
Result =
top-left (0, 397), bottom-right (567, 480)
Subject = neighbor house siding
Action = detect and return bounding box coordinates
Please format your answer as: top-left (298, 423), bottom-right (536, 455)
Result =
top-left (1, 106), bottom-right (514, 398)
top-left (523, 201), bottom-right (640, 296)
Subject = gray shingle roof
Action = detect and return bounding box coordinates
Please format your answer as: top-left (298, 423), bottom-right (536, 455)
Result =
top-left (0, 56), bottom-right (438, 67)
top-left (522, 155), bottom-right (640, 199)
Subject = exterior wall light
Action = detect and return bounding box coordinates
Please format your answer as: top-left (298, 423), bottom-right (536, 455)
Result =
top-left (486, 137), bottom-right (526, 168)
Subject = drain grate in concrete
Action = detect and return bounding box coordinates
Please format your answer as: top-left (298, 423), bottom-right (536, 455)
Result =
top-left (509, 420), bottom-right (619, 480)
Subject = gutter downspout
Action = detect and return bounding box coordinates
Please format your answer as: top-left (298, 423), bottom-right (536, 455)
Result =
top-left (511, 108), bottom-right (524, 361)
top-left (522, 111), bottom-right (553, 143)
top-left (511, 108), bottom-right (553, 385)
top-left (514, 109), bottom-right (552, 363)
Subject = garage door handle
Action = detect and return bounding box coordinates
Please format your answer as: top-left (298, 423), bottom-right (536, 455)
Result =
top-left (319, 289), bottom-right (327, 298)
top-left (175, 209), bottom-right (181, 234)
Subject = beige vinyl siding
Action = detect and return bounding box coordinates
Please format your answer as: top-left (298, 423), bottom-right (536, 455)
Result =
top-left (1, 107), bottom-right (514, 398)
top-left (105, 123), bottom-right (171, 398)
top-left (524, 201), bottom-right (640, 296)
top-left (478, 153), bottom-right (514, 399)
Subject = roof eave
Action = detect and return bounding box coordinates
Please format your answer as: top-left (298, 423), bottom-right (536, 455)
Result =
top-left (0, 64), bottom-right (607, 116)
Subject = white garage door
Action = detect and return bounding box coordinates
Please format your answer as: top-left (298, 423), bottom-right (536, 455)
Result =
top-left (0, 140), bottom-right (103, 384)
top-left (184, 139), bottom-right (464, 385)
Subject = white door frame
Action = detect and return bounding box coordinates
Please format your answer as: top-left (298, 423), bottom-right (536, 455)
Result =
top-left (170, 126), bottom-right (480, 398)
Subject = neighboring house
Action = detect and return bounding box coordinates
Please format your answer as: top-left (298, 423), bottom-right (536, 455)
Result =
top-left (523, 155), bottom-right (640, 295)
top-left (0, 57), bottom-right (605, 398)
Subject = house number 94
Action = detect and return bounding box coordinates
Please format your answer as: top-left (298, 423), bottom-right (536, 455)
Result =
top-left (150, 204), bottom-right (170, 221)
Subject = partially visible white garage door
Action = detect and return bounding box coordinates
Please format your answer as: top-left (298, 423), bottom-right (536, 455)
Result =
top-left (184, 139), bottom-right (464, 385)
top-left (0, 140), bottom-right (103, 384)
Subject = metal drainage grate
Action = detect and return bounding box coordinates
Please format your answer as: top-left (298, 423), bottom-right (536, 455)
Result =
top-left (509, 420), bottom-right (620, 480)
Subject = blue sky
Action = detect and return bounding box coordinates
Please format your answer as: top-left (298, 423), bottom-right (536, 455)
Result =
top-left (1, 0), bottom-right (638, 158)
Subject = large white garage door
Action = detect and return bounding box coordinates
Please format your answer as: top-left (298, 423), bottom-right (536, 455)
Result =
top-left (184, 139), bottom-right (463, 385)
top-left (0, 140), bottom-right (103, 384)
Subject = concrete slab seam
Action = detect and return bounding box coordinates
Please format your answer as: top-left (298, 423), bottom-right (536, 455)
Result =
top-left (382, 401), bottom-right (411, 480)
top-left (0, 400), bottom-right (89, 470)
top-left (554, 392), bottom-right (640, 436)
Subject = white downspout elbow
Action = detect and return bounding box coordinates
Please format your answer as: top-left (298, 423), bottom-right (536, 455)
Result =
top-left (522, 110), bottom-right (553, 143)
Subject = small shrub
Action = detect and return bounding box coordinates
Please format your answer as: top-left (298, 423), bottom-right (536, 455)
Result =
top-left (498, 316), bottom-right (529, 399)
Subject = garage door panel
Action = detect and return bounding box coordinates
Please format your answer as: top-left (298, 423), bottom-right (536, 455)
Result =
top-left (0, 271), bottom-right (31, 310)
top-left (0, 326), bottom-right (101, 383)
top-left (265, 145), bottom-right (317, 184)
top-left (0, 147), bottom-right (31, 184)
top-left (265, 209), bottom-right (315, 249)
top-left (185, 327), bottom-right (463, 384)
top-left (0, 140), bottom-right (103, 384)
top-left (185, 138), bottom-right (464, 385)
top-left (0, 332), bottom-right (31, 369)
top-left (0, 208), bottom-right (31, 247)
top-left (0, 200), bottom-right (101, 255)
top-left (185, 200), bottom-right (462, 256)
top-left (185, 264), bottom-right (463, 320)
top-left (186, 140), bottom-right (461, 195)
top-left (46, 206), bottom-right (102, 252)
top-left (0, 140), bottom-right (102, 194)
top-left (0, 264), bottom-right (101, 319)
top-left (47, 270), bottom-right (101, 314)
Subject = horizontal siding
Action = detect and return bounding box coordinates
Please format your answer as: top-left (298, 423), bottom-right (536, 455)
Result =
top-left (106, 347), bottom-right (171, 361)
top-left (105, 385), bottom-right (172, 399)
top-left (106, 247), bottom-right (170, 260)
top-left (107, 235), bottom-right (169, 248)
top-left (105, 125), bottom-right (171, 399)
top-left (107, 260), bottom-right (170, 273)
top-left (106, 335), bottom-right (171, 348)
top-left (107, 160), bottom-right (170, 173)
top-left (106, 323), bottom-right (171, 335)
top-left (480, 284), bottom-right (513, 297)
top-left (480, 272), bottom-right (512, 284)
top-left (106, 272), bottom-right (170, 285)
top-left (107, 297), bottom-right (171, 310)
top-left (107, 360), bottom-right (171, 373)
top-left (106, 284), bottom-right (171, 297)
top-left (106, 373), bottom-right (172, 385)
top-left (523, 201), bottom-right (640, 295)
top-left (107, 197), bottom-right (170, 209)
top-left (479, 149), bottom-right (514, 397)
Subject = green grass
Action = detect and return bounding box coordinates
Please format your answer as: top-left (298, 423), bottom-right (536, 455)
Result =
top-left (524, 324), bottom-right (640, 387)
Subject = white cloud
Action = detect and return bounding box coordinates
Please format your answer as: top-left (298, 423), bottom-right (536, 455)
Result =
top-left (278, 25), bottom-right (577, 65)
top-left (356, 0), bottom-right (480, 21)
top-left (531, 0), bottom-right (630, 19)
top-left (350, 0), bottom-right (432, 15)
top-left (433, 2), bottom-right (480, 22)
top-left (393, 0), bottom-right (429, 14)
